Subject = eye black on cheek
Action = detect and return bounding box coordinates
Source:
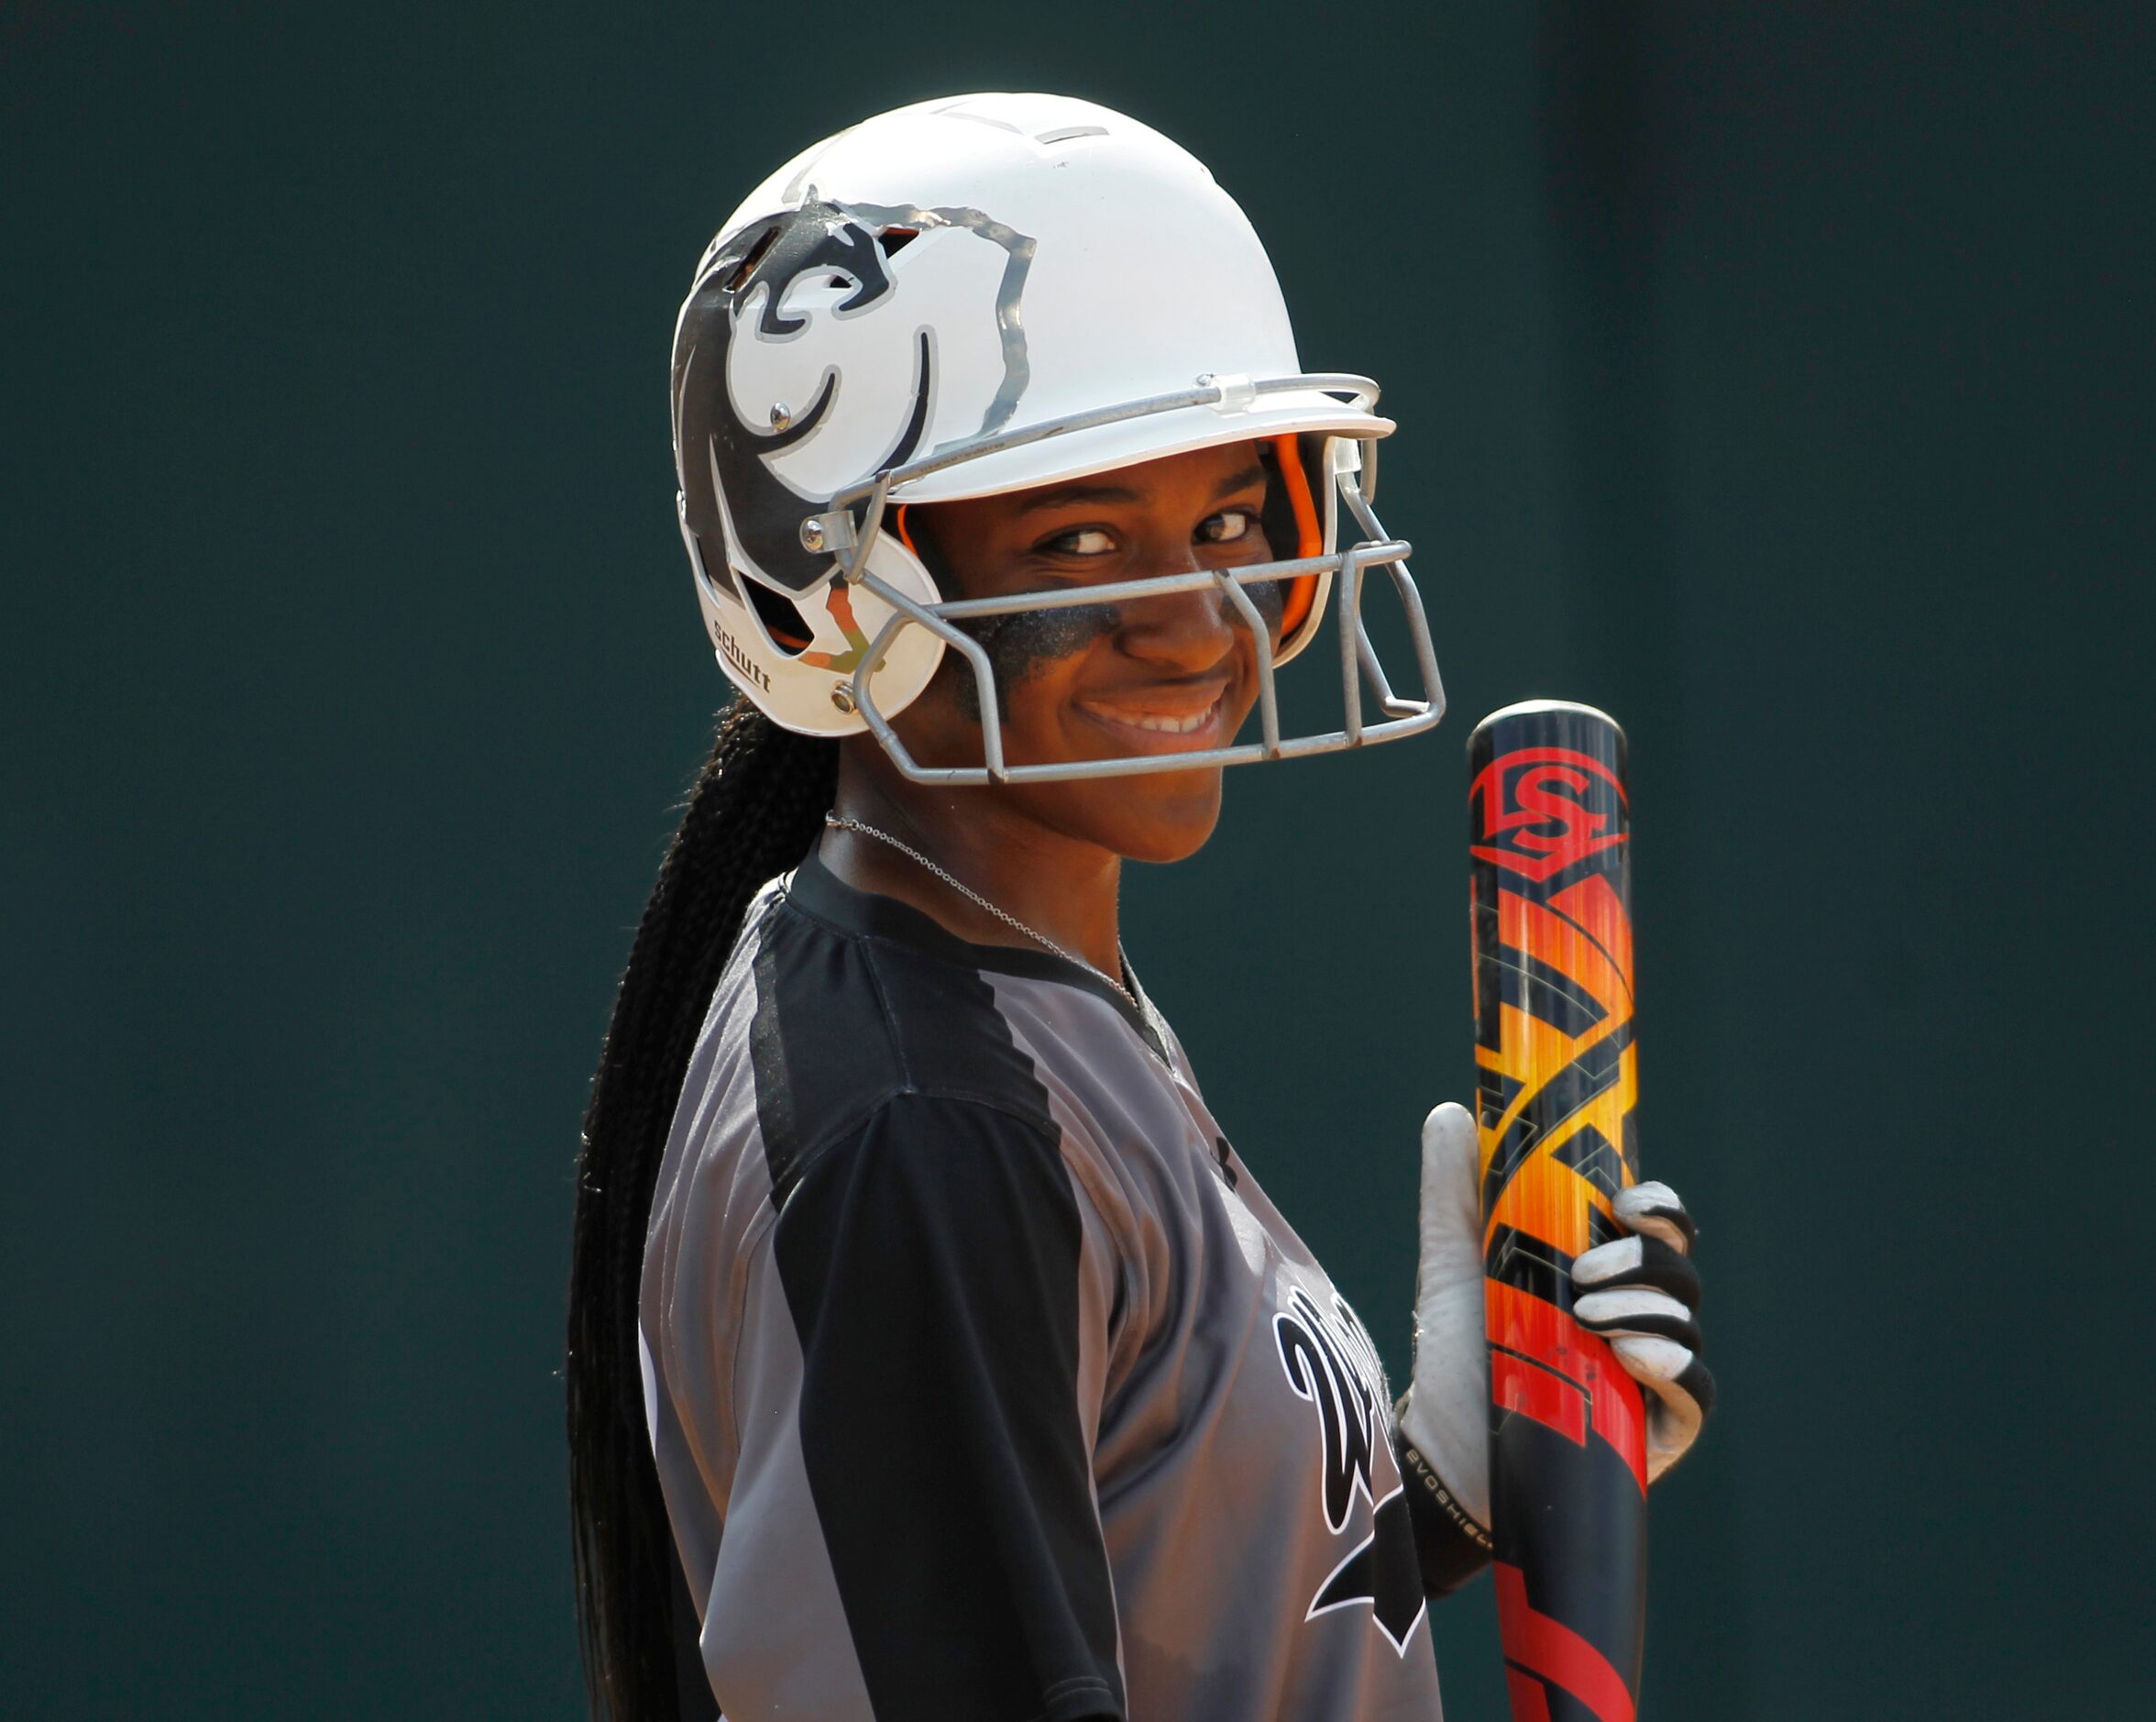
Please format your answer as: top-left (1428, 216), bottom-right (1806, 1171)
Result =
top-left (1245, 573), bottom-right (1287, 635)
top-left (952, 602), bottom-right (1123, 720)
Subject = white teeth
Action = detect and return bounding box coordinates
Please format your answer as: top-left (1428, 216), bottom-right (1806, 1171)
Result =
top-left (1098, 704), bottom-right (1216, 734)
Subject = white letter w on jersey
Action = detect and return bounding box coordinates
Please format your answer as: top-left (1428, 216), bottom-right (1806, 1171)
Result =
top-left (1275, 1287), bottom-right (1389, 1530)
top-left (1273, 1286), bottom-right (1426, 1653)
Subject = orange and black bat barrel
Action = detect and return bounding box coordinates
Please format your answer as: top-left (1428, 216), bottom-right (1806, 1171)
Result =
top-left (1468, 700), bottom-right (1648, 1722)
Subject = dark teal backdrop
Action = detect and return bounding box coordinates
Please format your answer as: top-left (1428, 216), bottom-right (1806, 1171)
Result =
top-left (5, 5), bottom-right (2149, 1716)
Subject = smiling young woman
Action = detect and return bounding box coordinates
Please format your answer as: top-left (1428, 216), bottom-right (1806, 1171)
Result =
top-left (829, 441), bottom-right (1282, 975)
top-left (567, 93), bottom-right (1712, 1722)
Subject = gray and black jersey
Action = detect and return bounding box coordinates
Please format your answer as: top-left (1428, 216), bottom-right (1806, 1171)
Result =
top-left (641, 848), bottom-right (1467, 1719)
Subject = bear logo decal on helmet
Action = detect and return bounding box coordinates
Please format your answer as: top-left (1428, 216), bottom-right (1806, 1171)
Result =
top-left (675, 197), bottom-right (1036, 605)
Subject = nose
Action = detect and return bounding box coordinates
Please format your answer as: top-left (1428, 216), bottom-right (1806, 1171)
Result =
top-left (1116, 543), bottom-right (1244, 673)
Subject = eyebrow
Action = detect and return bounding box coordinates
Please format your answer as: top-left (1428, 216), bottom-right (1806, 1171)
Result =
top-left (1013, 461), bottom-right (1270, 518)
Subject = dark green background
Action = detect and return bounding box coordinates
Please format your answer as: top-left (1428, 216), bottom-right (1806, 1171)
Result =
top-left (5, 3), bottom-right (2149, 1716)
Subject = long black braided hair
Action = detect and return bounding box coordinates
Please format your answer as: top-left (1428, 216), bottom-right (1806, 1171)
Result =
top-left (567, 700), bottom-right (838, 1719)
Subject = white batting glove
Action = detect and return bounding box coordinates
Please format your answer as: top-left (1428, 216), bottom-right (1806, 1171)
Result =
top-left (1397, 1102), bottom-right (1496, 1535)
top-left (1573, 1180), bottom-right (1715, 1482)
top-left (1397, 1102), bottom-right (1715, 1537)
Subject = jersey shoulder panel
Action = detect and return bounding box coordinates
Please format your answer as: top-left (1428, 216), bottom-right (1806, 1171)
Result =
top-left (652, 911), bottom-right (1132, 1722)
top-left (739, 852), bottom-right (1068, 1204)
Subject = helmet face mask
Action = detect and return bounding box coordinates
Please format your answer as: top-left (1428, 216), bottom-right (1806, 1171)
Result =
top-left (671, 94), bottom-right (1444, 778)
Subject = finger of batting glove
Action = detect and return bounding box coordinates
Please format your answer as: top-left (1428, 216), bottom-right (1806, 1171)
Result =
top-left (1608, 1334), bottom-right (1717, 1484)
top-left (1572, 1286), bottom-right (1702, 1353)
top-left (1402, 1101), bottom-right (1490, 1531)
top-left (1613, 1179), bottom-right (1696, 1253)
top-left (1415, 1101), bottom-right (1483, 1298)
top-left (1573, 1233), bottom-right (1702, 1310)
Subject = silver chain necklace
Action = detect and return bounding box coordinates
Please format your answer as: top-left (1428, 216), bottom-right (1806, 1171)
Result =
top-left (823, 812), bottom-right (1138, 1012)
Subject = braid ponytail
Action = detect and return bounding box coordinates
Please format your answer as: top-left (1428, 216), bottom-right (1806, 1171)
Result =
top-left (568, 701), bottom-right (838, 1719)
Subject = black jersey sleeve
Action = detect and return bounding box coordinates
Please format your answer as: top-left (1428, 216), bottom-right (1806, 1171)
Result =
top-left (766, 1090), bottom-right (1125, 1722)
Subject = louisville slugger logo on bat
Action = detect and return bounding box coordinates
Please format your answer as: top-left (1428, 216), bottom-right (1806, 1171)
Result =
top-left (1469, 701), bottom-right (1648, 1722)
top-left (1469, 745), bottom-right (1628, 883)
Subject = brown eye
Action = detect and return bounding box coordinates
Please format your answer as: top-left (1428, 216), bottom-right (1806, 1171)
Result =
top-left (1199, 509), bottom-right (1255, 545)
top-left (1043, 526), bottom-right (1116, 557)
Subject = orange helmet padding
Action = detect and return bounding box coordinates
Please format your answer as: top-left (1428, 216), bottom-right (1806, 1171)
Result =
top-left (1270, 435), bottom-right (1324, 643)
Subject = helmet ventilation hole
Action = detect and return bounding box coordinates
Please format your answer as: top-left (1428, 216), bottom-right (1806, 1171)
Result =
top-left (723, 226), bottom-right (778, 293)
top-left (748, 581), bottom-right (813, 655)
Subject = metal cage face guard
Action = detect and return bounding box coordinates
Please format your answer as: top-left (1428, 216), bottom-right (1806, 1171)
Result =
top-left (809, 370), bottom-right (1446, 786)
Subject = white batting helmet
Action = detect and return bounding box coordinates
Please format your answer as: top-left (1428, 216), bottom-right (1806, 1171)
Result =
top-left (671, 92), bottom-right (1443, 783)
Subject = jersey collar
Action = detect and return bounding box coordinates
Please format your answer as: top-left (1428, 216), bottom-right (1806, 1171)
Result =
top-left (785, 842), bottom-right (1167, 1056)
